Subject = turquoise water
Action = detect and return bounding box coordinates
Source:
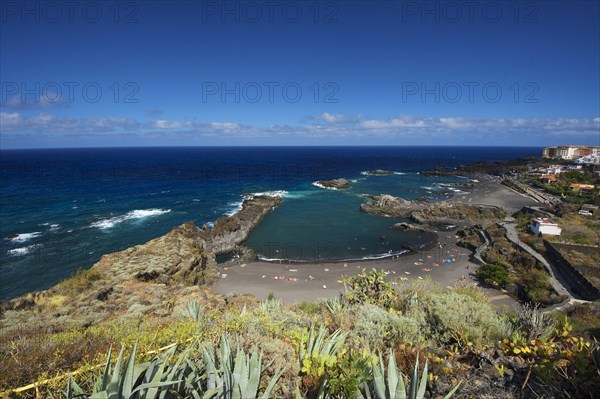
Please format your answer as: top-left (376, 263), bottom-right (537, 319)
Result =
top-left (245, 173), bottom-right (461, 261)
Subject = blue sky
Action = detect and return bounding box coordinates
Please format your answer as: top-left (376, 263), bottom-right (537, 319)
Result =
top-left (1, 0), bottom-right (599, 148)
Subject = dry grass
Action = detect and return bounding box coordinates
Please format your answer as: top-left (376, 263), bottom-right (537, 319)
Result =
top-left (55, 268), bottom-right (104, 296)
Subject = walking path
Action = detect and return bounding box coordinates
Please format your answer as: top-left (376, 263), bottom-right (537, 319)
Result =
top-left (498, 220), bottom-right (588, 304)
top-left (472, 229), bottom-right (491, 265)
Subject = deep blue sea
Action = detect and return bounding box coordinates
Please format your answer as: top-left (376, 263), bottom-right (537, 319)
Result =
top-left (0, 146), bottom-right (540, 299)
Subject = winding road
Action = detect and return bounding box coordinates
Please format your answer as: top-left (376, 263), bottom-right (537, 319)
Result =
top-left (498, 220), bottom-right (589, 307)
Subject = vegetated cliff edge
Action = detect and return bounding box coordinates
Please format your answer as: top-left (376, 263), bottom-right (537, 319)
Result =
top-left (0, 195), bottom-right (282, 330)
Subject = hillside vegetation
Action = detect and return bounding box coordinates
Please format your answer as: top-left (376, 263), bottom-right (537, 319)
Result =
top-left (1, 270), bottom-right (598, 399)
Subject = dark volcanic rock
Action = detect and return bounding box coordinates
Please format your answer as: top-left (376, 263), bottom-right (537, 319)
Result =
top-left (360, 194), bottom-right (429, 218)
top-left (361, 194), bottom-right (506, 226)
top-left (201, 195), bottom-right (283, 254)
top-left (390, 222), bottom-right (435, 232)
top-left (363, 169), bottom-right (396, 175)
top-left (315, 178), bottom-right (352, 190)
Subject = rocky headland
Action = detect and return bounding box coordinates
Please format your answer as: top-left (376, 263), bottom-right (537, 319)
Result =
top-left (199, 194), bottom-right (283, 254)
top-left (0, 195), bottom-right (283, 330)
top-left (361, 194), bottom-right (506, 226)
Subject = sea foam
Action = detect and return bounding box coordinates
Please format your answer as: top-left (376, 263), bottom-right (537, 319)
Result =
top-left (225, 190), bottom-right (289, 216)
top-left (9, 232), bottom-right (42, 243)
top-left (89, 209), bottom-right (171, 230)
top-left (312, 182), bottom-right (338, 190)
top-left (7, 244), bottom-right (41, 257)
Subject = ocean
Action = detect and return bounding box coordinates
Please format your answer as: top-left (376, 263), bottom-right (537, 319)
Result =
top-left (0, 146), bottom-right (540, 299)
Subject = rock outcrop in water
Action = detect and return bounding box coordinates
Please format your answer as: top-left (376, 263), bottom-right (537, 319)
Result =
top-left (314, 178), bottom-right (352, 190)
top-left (363, 169), bottom-right (396, 175)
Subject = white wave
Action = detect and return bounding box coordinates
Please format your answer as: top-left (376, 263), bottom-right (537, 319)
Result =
top-left (448, 187), bottom-right (468, 195)
top-left (257, 249), bottom-right (411, 263)
top-left (354, 249), bottom-right (410, 261)
top-left (257, 255), bottom-right (287, 262)
top-left (421, 186), bottom-right (444, 191)
top-left (9, 232), bottom-right (42, 243)
top-left (244, 190), bottom-right (289, 199)
top-left (7, 244), bottom-right (41, 257)
top-left (224, 190), bottom-right (289, 216)
top-left (224, 201), bottom-right (244, 216)
top-left (312, 181), bottom-right (338, 190)
top-left (360, 170), bottom-right (408, 176)
top-left (89, 209), bottom-right (171, 230)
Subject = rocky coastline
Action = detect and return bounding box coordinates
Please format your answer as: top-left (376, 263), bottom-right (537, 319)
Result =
top-left (360, 193), bottom-right (506, 226)
top-left (0, 194), bottom-right (283, 329)
top-left (199, 194), bottom-right (283, 254)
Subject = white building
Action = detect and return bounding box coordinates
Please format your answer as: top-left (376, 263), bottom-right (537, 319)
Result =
top-left (543, 146), bottom-right (600, 160)
top-left (575, 152), bottom-right (600, 165)
top-left (529, 218), bottom-right (562, 236)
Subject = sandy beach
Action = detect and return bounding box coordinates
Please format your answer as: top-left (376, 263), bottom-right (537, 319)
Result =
top-left (214, 176), bottom-right (536, 308)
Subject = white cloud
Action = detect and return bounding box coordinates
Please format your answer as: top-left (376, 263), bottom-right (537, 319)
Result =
top-left (210, 122), bottom-right (240, 130)
top-left (151, 120), bottom-right (191, 129)
top-left (1, 92), bottom-right (63, 109)
top-left (2, 112), bottom-right (599, 145)
top-left (318, 112), bottom-right (345, 123)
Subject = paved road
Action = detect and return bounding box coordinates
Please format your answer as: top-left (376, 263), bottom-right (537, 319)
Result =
top-left (498, 221), bottom-right (587, 303)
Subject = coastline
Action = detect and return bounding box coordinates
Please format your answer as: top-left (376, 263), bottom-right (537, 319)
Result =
top-left (1, 170), bottom-right (537, 311)
top-left (215, 174), bottom-right (536, 306)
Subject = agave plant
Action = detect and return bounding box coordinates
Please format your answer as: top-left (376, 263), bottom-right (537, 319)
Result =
top-left (361, 350), bottom-right (461, 399)
top-left (256, 298), bottom-right (284, 316)
top-left (298, 326), bottom-right (348, 398)
top-left (60, 340), bottom-right (190, 399)
top-left (518, 303), bottom-right (555, 339)
top-left (324, 297), bottom-right (345, 316)
top-left (202, 333), bottom-right (284, 399)
top-left (175, 300), bottom-right (205, 322)
top-left (298, 325), bottom-right (346, 366)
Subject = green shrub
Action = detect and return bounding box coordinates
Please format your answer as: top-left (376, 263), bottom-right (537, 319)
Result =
top-left (341, 268), bottom-right (398, 308)
top-left (520, 268), bottom-right (553, 304)
top-left (347, 304), bottom-right (422, 349)
top-left (423, 291), bottom-right (511, 348)
top-left (476, 263), bottom-right (510, 287)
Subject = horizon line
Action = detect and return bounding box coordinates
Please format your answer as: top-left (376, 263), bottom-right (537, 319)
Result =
top-left (0, 144), bottom-right (548, 151)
